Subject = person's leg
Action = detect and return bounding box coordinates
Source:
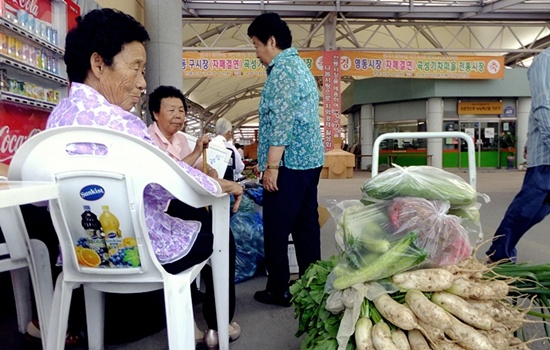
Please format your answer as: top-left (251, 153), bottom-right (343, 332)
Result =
top-left (486, 165), bottom-right (550, 261)
top-left (260, 167), bottom-right (304, 295)
top-left (165, 200), bottom-right (237, 330)
top-left (291, 167), bottom-right (322, 277)
top-left (200, 229), bottom-right (236, 330)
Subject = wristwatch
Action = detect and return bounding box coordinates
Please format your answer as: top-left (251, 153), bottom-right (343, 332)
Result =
top-left (266, 164), bottom-right (280, 170)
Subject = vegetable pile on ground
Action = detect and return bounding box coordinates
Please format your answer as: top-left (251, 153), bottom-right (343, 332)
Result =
top-left (292, 255), bottom-right (550, 350)
top-left (290, 165), bottom-right (550, 349)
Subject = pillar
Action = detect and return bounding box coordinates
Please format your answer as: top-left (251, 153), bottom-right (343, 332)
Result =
top-left (427, 98), bottom-right (443, 168)
top-left (516, 97), bottom-right (531, 165)
top-left (360, 104), bottom-right (374, 170)
top-left (144, 0), bottom-right (182, 125)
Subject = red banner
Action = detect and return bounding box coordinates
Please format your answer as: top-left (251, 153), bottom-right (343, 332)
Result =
top-left (0, 103), bottom-right (48, 164)
top-left (322, 50), bottom-right (341, 152)
top-left (65, 0), bottom-right (79, 32)
top-left (3, 0), bottom-right (52, 23)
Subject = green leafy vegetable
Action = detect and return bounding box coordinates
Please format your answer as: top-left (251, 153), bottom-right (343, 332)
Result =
top-left (332, 232), bottom-right (427, 290)
top-left (291, 257), bottom-right (350, 350)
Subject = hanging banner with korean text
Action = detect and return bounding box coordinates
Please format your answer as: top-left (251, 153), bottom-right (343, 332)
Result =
top-left (322, 50), bottom-right (341, 152)
top-left (182, 51), bottom-right (504, 79)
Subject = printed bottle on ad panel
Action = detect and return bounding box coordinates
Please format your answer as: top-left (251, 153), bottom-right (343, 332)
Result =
top-left (99, 205), bottom-right (123, 252)
top-left (81, 205), bottom-right (108, 265)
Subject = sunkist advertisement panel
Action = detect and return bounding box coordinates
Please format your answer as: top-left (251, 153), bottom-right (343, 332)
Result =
top-left (182, 51), bottom-right (504, 80)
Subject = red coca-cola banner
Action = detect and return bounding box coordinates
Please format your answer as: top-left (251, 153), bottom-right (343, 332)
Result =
top-left (0, 103), bottom-right (47, 164)
top-left (65, 0), bottom-right (79, 31)
top-left (4, 0), bottom-right (52, 23)
top-left (322, 50), bottom-right (342, 152)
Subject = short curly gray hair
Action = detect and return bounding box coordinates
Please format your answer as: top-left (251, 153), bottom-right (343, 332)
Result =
top-left (215, 118), bottom-right (233, 135)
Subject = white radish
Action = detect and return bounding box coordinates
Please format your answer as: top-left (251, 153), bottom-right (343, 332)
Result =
top-left (407, 329), bottom-right (430, 350)
top-left (355, 317), bottom-right (375, 350)
top-left (416, 319), bottom-right (445, 343)
top-left (431, 340), bottom-right (464, 350)
top-left (371, 321), bottom-right (399, 350)
top-left (444, 317), bottom-right (497, 350)
top-left (373, 293), bottom-right (419, 330)
top-left (391, 329), bottom-right (411, 350)
top-left (431, 291), bottom-right (501, 330)
top-left (467, 299), bottom-right (524, 322)
top-left (479, 330), bottom-right (513, 349)
top-left (392, 268), bottom-right (457, 292)
top-left (446, 277), bottom-right (509, 300)
top-left (405, 289), bottom-right (454, 330)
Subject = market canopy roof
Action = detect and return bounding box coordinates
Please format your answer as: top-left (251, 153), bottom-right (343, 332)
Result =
top-left (178, 0), bottom-right (550, 140)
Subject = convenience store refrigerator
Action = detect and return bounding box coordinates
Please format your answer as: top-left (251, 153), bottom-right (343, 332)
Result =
top-left (0, 0), bottom-right (80, 166)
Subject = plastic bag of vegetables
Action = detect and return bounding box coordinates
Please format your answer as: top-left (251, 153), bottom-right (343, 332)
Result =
top-left (327, 197), bottom-right (474, 291)
top-left (360, 164), bottom-right (485, 207)
top-left (388, 197), bottom-right (473, 266)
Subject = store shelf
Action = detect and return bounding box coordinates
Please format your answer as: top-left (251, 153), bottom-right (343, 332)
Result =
top-left (0, 55), bottom-right (68, 86)
top-left (0, 91), bottom-right (57, 111)
top-left (0, 17), bottom-right (64, 55)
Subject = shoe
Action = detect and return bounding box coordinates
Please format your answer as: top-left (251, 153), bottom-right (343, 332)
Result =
top-left (203, 329), bottom-right (218, 350)
top-left (195, 322), bottom-right (205, 346)
top-left (196, 322), bottom-right (241, 348)
top-left (228, 321), bottom-right (241, 342)
top-left (254, 289), bottom-right (292, 307)
top-left (25, 320), bottom-right (85, 348)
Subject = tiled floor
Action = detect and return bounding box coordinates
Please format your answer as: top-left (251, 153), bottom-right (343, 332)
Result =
top-left (1, 169), bottom-right (549, 349)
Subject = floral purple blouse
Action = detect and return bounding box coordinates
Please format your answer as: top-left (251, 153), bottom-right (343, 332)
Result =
top-left (47, 83), bottom-right (219, 264)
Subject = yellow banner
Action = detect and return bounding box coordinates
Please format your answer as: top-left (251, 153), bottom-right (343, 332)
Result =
top-left (458, 101), bottom-right (503, 115)
top-left (182, 51), bottom-right (504, 79)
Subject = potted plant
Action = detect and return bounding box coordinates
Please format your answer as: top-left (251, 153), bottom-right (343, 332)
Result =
top-left (499, 133), bottom-right (517, 151)
top-left (507, 151), bottom-right (516, 169)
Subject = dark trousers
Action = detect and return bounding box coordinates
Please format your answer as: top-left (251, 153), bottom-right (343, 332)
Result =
top-left (164, 200), bottom-right (236, 330)
top-left (486, 165), bottom-right (550, 261)
top-left (262, 166), bottom-right (322, 294)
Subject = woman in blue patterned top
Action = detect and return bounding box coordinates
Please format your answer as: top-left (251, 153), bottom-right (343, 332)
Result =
top-left (248, 12), bottom-right (325, 307)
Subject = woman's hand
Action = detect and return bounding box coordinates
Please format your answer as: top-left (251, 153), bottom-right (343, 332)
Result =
top-left (262, 168), bottom-right (279, 192)
top-left (195, 135), bottom-right (211, 153)
top-left (207, 167), bottom-right (219, 178)
top-left (215, 178), bottom-right (243, 212)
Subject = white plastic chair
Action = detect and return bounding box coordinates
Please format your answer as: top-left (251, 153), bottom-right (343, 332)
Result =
top-left (0, 178), bottom-right (54, 349)
top-left (9, 126), bottom-right (231, 350)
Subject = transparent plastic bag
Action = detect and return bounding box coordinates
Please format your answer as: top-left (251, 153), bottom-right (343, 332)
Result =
top-left (326, 197), bottom-right (474, 291)
top-left (360, 165), bottom-right (487, 207)
top-left (387, 197), bottom-right (473, 266)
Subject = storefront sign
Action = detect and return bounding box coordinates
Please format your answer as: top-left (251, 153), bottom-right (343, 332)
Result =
top-left (503, 106), bottom-right (515, 117)
top-left (458, 101), bottom-right (503, 115)
top-left (322, 50), bottom-right (341, 151)
top-left (182, 51), bottom-right (504, 80)
top-left (3, 0), bottom-right (52, 23)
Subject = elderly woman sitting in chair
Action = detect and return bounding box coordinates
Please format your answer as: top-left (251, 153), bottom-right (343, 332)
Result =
top-left (43, 8), bottom-right (242, 348)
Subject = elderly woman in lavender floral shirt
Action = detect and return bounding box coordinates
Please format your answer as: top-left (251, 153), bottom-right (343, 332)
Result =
top-left (45, 8), bottom-right (243, 346)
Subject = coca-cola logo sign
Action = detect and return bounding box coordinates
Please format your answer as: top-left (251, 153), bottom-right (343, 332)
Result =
top-left (6, 0), bottom-right (52, 22)
top-left (15, 0), bottom-right (38, 16)
top-left (0, 126), bottom-right (41, 162)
